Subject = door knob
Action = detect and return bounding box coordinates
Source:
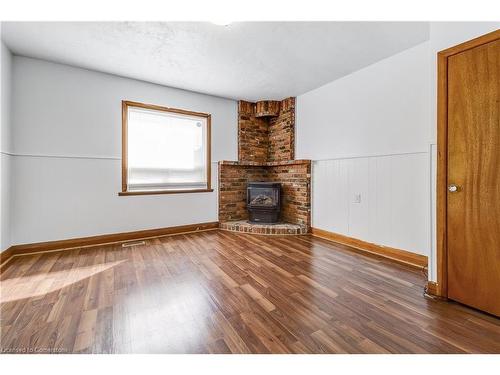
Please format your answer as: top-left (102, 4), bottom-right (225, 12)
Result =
top-left (448, 184), bottom-right (459, 192)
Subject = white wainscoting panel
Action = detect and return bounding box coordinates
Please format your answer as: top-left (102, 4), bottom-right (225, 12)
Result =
top-left (312, 152), bottom-right (430, 255)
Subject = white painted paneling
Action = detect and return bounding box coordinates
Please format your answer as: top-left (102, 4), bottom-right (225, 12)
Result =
top-left (373, 157), bottom-right (393, 246)
top-left (312, 152), bottom-right (429, 255)
top-left (0, 153), bottom-right (11, 251)
top-left (347, 158), bottom-right (371, 241)
top-left (300, 41), bottom-right (432, 257)
top-left (312, 159), bottom-right (350, 235)
top-left (389, 153), bottom-right (429, 253)
top-left (330, 160), bottom-right (350, 234)
top-left (10, 57), bottom-right (236, 245)
top-left (305, 24), bottom-right (500, 278)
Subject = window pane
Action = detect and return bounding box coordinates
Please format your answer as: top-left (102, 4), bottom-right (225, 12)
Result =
top-left (127, 107), bottom-right (207, 191)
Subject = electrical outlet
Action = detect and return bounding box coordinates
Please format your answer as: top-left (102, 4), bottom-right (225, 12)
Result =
top-left (354, 193), bottom-right (362, 203)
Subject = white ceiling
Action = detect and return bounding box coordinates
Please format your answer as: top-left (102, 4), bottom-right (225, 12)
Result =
top-left (1, 22), bottom-right (429, 101)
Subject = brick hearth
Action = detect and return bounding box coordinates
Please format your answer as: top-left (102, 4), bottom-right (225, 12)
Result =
top-left (218, 97), bottom-right (311, 233)
top-left (220, 221), bottom-right (308, 235)
top-left (218, 160), bottom-right (311, 226)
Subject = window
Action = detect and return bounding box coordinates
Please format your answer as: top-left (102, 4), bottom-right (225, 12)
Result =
top-left (120, 101), bottom-right (212, 195)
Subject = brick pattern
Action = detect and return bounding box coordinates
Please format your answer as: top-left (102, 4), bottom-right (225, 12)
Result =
top-left (220, 96), bottom-right (311, 232)
top-left (268, 97), bottom-right (295, 162)
top-left (255, 100), bottom-right (280, 117)
top-left (218, 160), bottom-right (311, 227)
top-left (218, 164), bottom-right (268, 222)
top-left (238, 101), bottom-right (269, 163)
top-left (220, 220), bottom-right (308, 235)
top-left (267, 162), bottom-right (311, 227)
top-left (237, 98), bottom-right (296, 163)
top-left (219, 159), bottom-right (311, 167)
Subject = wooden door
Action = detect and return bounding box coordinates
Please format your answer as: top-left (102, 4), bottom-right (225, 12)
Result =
top-left (447, 38), bottom-right (500, 316)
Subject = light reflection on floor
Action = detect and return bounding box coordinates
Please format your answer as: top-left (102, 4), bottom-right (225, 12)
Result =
top-left (116, 276), bottom-right (215, 353)
top-left (0, 260), bottom-right (126, 303)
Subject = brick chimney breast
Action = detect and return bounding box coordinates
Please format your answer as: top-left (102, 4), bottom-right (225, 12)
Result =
top-left (219, 97), bottom-right (311, 232)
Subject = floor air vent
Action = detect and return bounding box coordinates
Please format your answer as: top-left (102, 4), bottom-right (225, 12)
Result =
top-left (121, 240), bottom-right (146, 248)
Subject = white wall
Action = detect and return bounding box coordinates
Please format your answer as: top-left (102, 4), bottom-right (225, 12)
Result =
top-left (298, 42), bottom-right (432, 256)
top-left (312, 154), bottom-right (429, 255)
top-left (297, 22), bottom-right (500, 275)
top-left (427, 22), bottom-right (500, 280)
top-left (6, 22), bottom-right (500, 264)
top-left (1, 38), bottom-right (12, 252)
top-left (11, 56), bottom-right (237, 245)
top-left (428, 22), bottom-right (500, 142)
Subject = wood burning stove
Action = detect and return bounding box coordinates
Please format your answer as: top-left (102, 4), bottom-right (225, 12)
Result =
top-left (247, 182), bottom-right (281, 223)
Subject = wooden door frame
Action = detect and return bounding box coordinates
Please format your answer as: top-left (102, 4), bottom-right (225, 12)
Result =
top-left (435, 29), bottom-right (500, 298)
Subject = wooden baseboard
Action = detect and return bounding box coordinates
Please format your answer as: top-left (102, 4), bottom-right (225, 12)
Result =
top-left (0, 247), bottom-right (16, 268)
top-left (311, 227), bottom-right (428, 269)
top-left (0, 221), bottom-right (219, 268)
top-left (425, 281), bottom-right (439, 296)
top-left (424, 281), bottom-right (447, 299)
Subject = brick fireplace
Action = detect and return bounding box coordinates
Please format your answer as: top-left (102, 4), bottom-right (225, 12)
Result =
top-left (218, 97), bottom-right (311, 235)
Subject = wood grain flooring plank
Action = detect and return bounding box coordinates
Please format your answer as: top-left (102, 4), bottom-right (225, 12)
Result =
top-left (1, 231), bottom-right (499, 353)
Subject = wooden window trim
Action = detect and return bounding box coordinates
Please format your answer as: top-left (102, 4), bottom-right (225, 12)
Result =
top-left (121, 100), bottom-right (212, 196)
top-left (434, 29), bottom-right (500, 298)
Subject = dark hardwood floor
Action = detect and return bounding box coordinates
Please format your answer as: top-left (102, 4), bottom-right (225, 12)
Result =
top-left (1, 230), bottom-right (499, 354)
